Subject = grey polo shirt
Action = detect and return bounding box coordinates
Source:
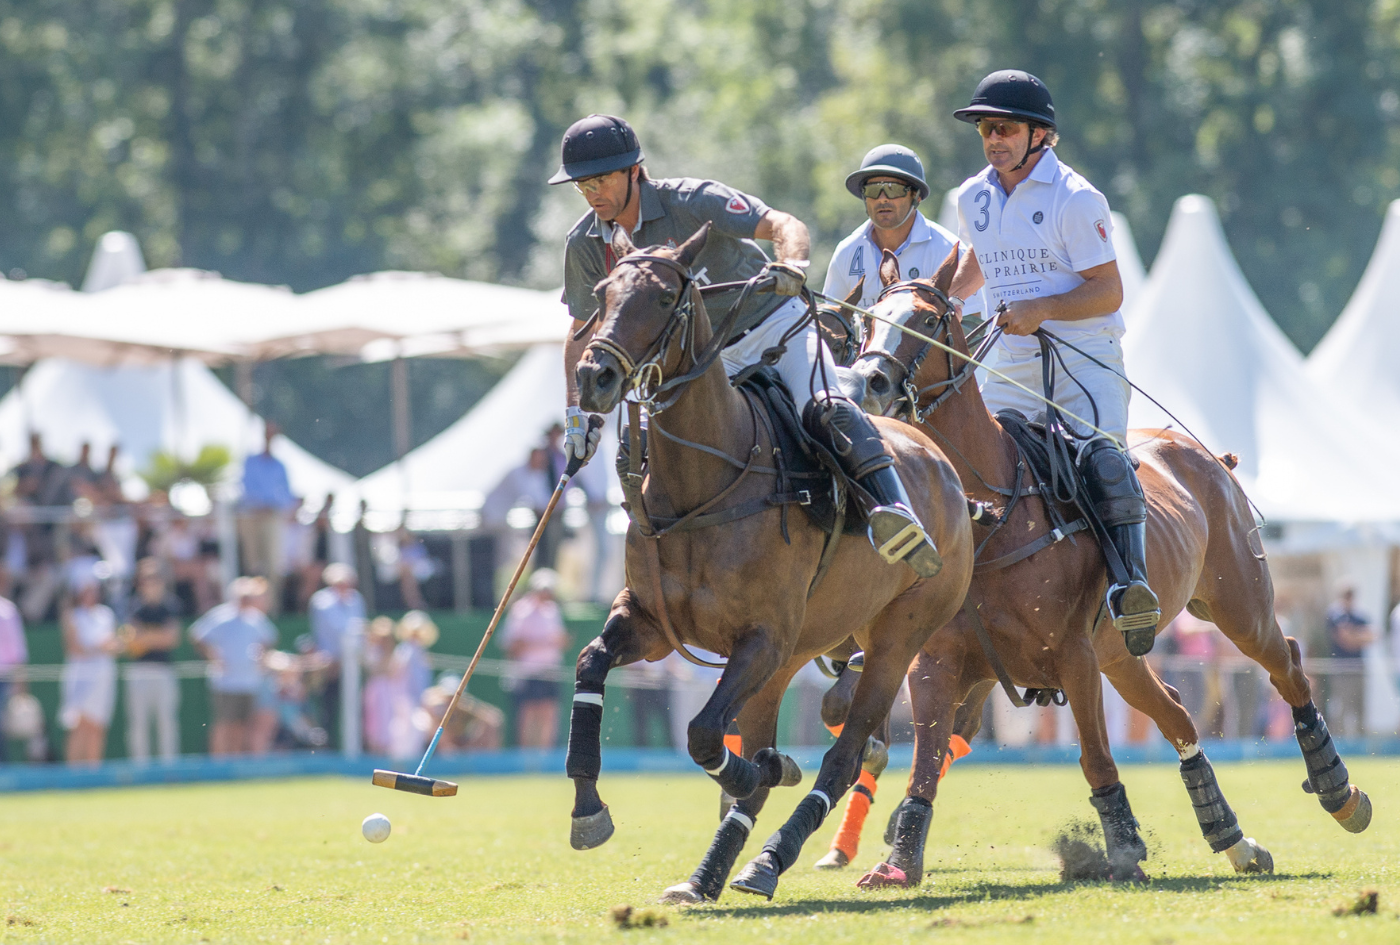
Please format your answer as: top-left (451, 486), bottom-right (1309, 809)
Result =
top-left (561, 177), bottom-right (787, 341)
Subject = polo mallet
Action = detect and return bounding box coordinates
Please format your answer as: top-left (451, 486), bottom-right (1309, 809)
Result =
top-left (373, 414), bottom-right (605, 797)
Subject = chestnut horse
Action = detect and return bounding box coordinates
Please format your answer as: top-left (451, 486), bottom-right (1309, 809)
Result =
top-left (847, 247), bottom-right (1370, 885)
top-left (568, 225), bottom-right (973, 903)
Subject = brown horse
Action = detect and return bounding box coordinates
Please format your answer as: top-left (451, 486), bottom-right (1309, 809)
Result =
top-left (848, 247), bottom-right (1371, 885)
top-left (567, 225), bottom-right (973, 902)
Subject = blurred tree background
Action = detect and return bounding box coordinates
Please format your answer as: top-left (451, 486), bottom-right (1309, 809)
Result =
top-left (1, 0), bottom-right (1394, 468)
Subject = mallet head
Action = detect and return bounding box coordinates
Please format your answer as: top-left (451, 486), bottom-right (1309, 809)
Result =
top-left (372, 769), bottom-right (458, 797)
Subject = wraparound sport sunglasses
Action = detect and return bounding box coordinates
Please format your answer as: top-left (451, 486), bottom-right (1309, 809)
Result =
top-left (862, 181), bottom-right (914, 200)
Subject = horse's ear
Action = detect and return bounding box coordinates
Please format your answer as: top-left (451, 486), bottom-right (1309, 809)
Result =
top-left (932, 243), bottom-right (959, 294)
top-left (844, 276), bottom-right (864, 309)
top-left (675, 222), bottom-right (711, 268)
top-left (611, 226), bottom-right (637, 259)
top-left (878, 248), bottom-right (901, 287)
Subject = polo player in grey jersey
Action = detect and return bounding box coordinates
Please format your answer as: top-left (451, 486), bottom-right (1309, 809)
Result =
top-left (554, 113), bottom-right (941, 577)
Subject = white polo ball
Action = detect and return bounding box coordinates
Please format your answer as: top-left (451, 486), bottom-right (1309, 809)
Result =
top-left (361, 812), bottom-right (392, 843)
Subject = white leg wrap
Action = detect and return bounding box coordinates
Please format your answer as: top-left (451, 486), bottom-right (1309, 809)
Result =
top-left (809, 789), bottom-right (832, 816)
top-left (725, 810), bottom-right (755, 832)
top-left (1177, 742), bottom-right (1201, 761)
top-left (705, 748), bottom-right (731, 776)
top-left (573, 692), bottom-right (604, 706)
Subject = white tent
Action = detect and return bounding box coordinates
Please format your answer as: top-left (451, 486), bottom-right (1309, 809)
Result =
top-left (0, 357), bottom-right (354, 503)
top-left (1112, 211), bottom-right (1147, 319)
top-left (353, 343), bottom-right (617, 515)
top-left (299, 272), bottom-right (569, 361)
top-left (1306, 199), bottom-right (1400, 428)
top-left (1122, 194), bottom-right (1400, 522)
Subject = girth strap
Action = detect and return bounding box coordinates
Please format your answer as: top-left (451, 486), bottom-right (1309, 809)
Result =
top-left (974, 519), bottom-right (1089, 574)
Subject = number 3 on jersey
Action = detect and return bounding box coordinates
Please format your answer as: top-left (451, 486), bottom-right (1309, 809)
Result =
top-left (973, 190), bottom-right (991, 232)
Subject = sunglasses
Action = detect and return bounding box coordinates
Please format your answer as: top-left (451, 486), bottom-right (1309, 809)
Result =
top-left (862, 181), bottom-right (914, 200)
top-left (976, 118), bottom-right (1028, 139)
top-left (573, 171), bottom-right (622, 196)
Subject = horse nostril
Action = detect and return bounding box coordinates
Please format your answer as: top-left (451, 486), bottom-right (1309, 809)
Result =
top-left (596, 367), bottom-right (617, 391)
top-left (870, 373), bottom-right (889, 395)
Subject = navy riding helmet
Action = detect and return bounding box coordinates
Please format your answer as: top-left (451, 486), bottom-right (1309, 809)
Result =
top-left (953, 70), bottom-right (1056, 128)
top-left (844, 144), bottom-right (930, 200)
top-left (548, 115), bottom-right (644, 185)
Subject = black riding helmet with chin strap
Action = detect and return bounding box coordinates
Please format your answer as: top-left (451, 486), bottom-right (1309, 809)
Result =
top-left (954, 70), bottom-right (1056, 172)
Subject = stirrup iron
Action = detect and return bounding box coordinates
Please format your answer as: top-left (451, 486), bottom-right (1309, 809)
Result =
top-left (1108, 582), bottom-right (1160, 656)
top-left (868, 507), bottom-right (942, 578)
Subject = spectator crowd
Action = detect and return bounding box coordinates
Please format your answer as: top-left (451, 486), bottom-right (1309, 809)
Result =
top-left (2, 426), bottom-right (1398, 768)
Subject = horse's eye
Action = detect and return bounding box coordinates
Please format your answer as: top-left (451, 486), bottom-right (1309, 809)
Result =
top-left (658, 292), bottom-right (676, 307)
top-left (924, 314), bottom-right (939, 326)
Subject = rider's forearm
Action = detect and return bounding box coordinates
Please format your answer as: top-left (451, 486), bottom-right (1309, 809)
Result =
top-left (1032, 263), bottom-right (1124, 323)
top-left (564, 322), bottom-right (590, 408)
top-left (755, 210), bottom-right (810, 265)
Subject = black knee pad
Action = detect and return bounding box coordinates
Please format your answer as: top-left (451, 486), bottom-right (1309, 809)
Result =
top-left (1079, 440), bottom-right (1145, 526)
top-left (802, 397), bottom-right (891, 479)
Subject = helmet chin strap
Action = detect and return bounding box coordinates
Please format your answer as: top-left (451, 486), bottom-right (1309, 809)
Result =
top-left (874, 200), bottom-right (920, 232)
top-left (1010, 126), bottom-right (1046, 172)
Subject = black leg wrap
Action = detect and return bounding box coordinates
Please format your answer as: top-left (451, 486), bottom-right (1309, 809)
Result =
top-left (1294, 703), bottom-right (1352, 814)
top-left (701, 747), bottom-right (762, 800)
top-left (731, 793), bottom-right (829, 899)
top-left (1089, 782), bottom-right (1148, 880)
top-left (886, 796), bottom-right (933, 885)
top-left (689, 811), bottom-right (753, 901)
top-left (565, 687), bottom-right (604, 780)
top-left (763, 793), bottom-right (830, 874)
top-left (1179, 753), bottom-right (1243, 853)
top-left (884, 798), bottom-right (902, 845)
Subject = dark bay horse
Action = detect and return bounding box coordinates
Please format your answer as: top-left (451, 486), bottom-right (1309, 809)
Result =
top-left (847, 247), bottom-right (1370, 885)
top-left (568, 225), bottom-right (973, 902)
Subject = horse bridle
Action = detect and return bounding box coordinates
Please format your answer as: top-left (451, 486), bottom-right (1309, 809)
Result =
top-left (856, 279), bottom-right (978, 423)
top-left (583, 253), bottom-right (700, 409)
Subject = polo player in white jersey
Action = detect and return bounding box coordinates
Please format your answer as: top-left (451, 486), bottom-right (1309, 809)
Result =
top-left (823, 144), bottom-right (959, 311)
top-left (947, 70), bottom-right (1161, 655)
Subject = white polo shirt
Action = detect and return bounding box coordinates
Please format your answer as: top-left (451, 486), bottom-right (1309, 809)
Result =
top-left (822, 212), bottom-right (959, 310)
top-left (955, 148), bottom-right (1121, 356)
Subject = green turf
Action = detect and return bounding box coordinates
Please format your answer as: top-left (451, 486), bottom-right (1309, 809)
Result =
top-left (0, 759), bottom-right (1396, 943)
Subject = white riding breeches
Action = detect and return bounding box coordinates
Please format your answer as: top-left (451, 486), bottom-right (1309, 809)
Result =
top-left (980, 333), bottom-right (1130, 446)
top-left (720, 297), bottom-right (840, 407)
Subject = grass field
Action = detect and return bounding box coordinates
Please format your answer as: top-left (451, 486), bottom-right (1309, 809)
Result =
top-left (0, 758), bottom-right (1396, 944)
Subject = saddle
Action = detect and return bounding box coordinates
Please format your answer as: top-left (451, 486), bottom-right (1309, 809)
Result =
top-left (738, 368), bottom-right (868, 538)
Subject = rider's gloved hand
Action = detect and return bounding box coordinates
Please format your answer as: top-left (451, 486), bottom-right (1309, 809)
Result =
top-left (564, 406), bottom-right (602, 464)
top-left (760, 261), bottom-right (807, 297)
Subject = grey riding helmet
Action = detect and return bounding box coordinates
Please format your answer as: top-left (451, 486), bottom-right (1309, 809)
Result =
top-left (953, 70), bottom-right (1056, 128)
top-left (844, 144), bottom-right (930, 200)
top-left (547, 114), bottom-right (644, 184)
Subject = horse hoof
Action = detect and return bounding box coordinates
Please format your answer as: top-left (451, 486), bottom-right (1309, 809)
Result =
top-left (814, 848), bottom-right (849, 870)
top-left (856, 862), bottom-right (910, 889)
top-left (1110, 864), bottom-right (1149, 884)
top-left (658, 881), bottom-right (710, 905)
top-left (862, 737), bottom-right (889, 778)
top-left (755, 748), bottom-right (803, 789)
top-left (570, 805), bottom-right (614, 850)
top-left (1333, 786), bottom-right (1373, 833)
top-left (1225, 836), bottom-right (1273, 875)
top-left (730, 853), bottom-right (780, 900)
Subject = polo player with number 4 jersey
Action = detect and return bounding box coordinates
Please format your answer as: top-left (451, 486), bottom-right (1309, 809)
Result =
top-left (823, 144), bottom-right (959, 312)
top-left (554, 114), bottom-right (941, 577)
top-left (947, 71), bottom-right (1161, 655)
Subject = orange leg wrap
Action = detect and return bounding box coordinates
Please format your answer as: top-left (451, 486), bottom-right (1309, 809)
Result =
top-left (939, 734), bottom-right (972, 781)
top-left (723, 732), bottom-right (743, 756)
top-left (825, 723), bottom-right (844, 739)
top-left (829, 769), bottom-right (878, 860)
